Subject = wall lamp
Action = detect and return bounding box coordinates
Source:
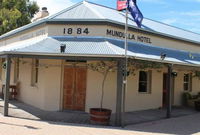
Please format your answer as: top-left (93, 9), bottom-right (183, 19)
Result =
top-left (60, 44), bottom-right (66, 53)
top-left (172, 72), bottom-right (178, 77)
top-left (160, 53), bottom-right (166, 60)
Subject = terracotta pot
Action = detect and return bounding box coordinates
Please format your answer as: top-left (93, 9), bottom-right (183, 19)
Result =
top-left (90, 108), bottom-right (112, 126)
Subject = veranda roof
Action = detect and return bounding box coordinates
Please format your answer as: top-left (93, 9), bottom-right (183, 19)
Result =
top-left (1, 36), bottom-right (200, 67)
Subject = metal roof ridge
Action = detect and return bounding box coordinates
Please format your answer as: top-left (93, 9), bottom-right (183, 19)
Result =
top-left (86, 1), bottom-right (119, 12)
top-left (48, 1), bottom-right (83, 19)
top-left (84, 1), bottom-right (105, 19)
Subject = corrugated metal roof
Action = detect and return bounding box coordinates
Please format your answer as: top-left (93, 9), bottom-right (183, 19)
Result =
top-left (1, 36), bottom-right (200, 66)
top-left (0, 36), bottom-right (47, 52)
top-left (80, 2), bottom-right (200, 43)
top-left (0, 1), bottom-right (200, 44)
top-left (51, 2), bottom-right (102, 19)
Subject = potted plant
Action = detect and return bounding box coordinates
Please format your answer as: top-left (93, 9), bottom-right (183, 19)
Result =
top-left (87, 61), bottom-right (117, 125)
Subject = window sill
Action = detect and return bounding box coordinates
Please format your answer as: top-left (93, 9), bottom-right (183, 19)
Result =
top-left (30, 84), bottom-right (38, 88)
top-left (184, 90), bottom-right (192, 92)
top-left (138, 92), bottom-right (151, 94)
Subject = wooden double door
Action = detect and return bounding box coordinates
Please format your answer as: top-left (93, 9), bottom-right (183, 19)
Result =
top-left (63, 65), bottom-right (87, 111)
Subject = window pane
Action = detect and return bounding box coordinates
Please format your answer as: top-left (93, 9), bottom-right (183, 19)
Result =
top-left (139, 71), bottom-right (147, 81)
top-left (184, 83), bottom-right (188, 91)
top-left (184, 74), bottom-right (189, 82)
top-left (183, 73), bottom-right (191, 91)
top-left (139, 82), bottom-right (147, 92)
top-left (139, 71), bottom-right (147, 92)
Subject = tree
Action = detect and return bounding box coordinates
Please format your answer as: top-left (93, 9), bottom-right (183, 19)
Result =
top-left (0, 0), bottom-right (39, 35)
top-left (87, 61), bottom-right (117, 110)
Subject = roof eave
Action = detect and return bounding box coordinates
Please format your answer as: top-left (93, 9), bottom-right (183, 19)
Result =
top-left (1, 51), bottom-right (199, 68)
top-left (0, 19), bottom-right (47, 40)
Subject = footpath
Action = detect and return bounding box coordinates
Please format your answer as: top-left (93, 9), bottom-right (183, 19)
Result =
top-left (0, 113), bottom-right (200, 135)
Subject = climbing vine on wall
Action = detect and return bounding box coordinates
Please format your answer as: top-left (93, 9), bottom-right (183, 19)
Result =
top-left (193, 71), bottom-right (200, 80)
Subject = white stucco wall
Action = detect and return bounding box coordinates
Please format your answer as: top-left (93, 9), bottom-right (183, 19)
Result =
top-left (173, 71), bottom-right (184, 106)
top-left (86, 65), bottom-right (200, 113)
top-left (85, 65), bottom-right (164, 113)
top-left (16, 59), bottom-right (62, 111)
top-left (41, 59), bottom-right (62, 111)
top-left (191, 76), bottom-right (200, 94)
top-left (85, 69), bottom-right (117, 113)
top-left (125, 70), bottom-right (163, 112)
top-left (17, 58), bottom-right (44, 109)
top-left (173, 69), bottom-right (200, 106)
top-left (2, 59), bottom-right (200, 113)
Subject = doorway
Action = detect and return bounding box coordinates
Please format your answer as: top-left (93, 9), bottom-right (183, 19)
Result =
top-left (63, 65), bottom-right (87, 111)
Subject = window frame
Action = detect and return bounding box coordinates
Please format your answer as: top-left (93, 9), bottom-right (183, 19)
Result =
top-left (31, 59), bottom-right (39, 86)
top-left (183, 73), bottom-right (192, 91)
top-left (138, 70), bottom-right (152, 94)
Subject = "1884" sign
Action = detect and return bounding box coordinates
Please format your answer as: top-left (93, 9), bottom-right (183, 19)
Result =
top-left (63, 28), bottom-right (90, 35)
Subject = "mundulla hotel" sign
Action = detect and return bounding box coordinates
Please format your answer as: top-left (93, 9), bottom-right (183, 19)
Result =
top-left (106, 29), bottom-right (152, 44)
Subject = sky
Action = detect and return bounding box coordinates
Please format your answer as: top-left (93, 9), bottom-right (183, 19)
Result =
top-left (33, 0), bottom-right (200, 34)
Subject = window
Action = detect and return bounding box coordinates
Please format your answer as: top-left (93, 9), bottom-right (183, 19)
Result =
top-left (14, 58), bottom-right (19, 83)
top-left (184, 73), bottom-right (192, 91)
top-left (31, 59), bottom-right (39, 86)
top-left (138, 70), bottom-right (152, 93)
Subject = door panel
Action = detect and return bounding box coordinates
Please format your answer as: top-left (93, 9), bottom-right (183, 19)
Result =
top-left (63, 67), bottom-right (75, 110)
top-left (74, 67), bottom-right (87, 111)
top-left (63, 66), bottom-right (87, 111)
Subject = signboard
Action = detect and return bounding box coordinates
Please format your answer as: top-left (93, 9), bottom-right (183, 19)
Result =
top-left (106, 29), bottom-right (152, 44)
top-left (62, 27), bottom-right (152, 44)
top-left (3, 25), bottom-right (152, 45)
top-left (63, 28), bottom-right (90, 35)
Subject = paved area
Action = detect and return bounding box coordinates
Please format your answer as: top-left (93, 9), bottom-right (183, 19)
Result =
top-left (0, 99), bottom-right (198, 126)
top-left (0, 112), bottom-right (200, 135)
top-left (0, 114), bottom-right (159, 135)
top-left (0, 99), bottom-right (90, 124)
top-left (123, 107), bottom-right (198, 125)
top-left (126, 113), bottom-right (200, 135)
